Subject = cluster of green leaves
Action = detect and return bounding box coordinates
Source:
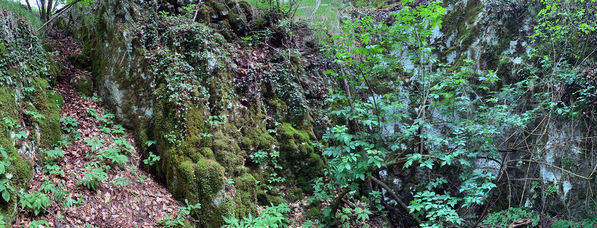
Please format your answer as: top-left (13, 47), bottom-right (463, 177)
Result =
top-left (142, 17), bottom-right (230, 141)
top-left (157, 199), bottom-right (201, 227)
top-left (0, 146), bottom-right (14, 202)
top-left (222, 203), bottom-right (290, 228)
top-left (19, 192), bottom-right (50, 216)
top-left (60, 116), bottom-right (81, 141)
top-left (249, 149), bottom-right (284, 190)
top-left (482, 207), bottom-right (541, 227)
top-left (43, 147), bottom-right (65, 176)
top-left (77, 162), bottom-right (108, 191)
top-left (143, 152), bottom-right (160, 166)
top-left (97, 146), bottom-right (129, 168)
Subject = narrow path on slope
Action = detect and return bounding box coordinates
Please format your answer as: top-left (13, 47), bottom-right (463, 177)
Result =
top-left (14, 31), bottom-right (183, 227)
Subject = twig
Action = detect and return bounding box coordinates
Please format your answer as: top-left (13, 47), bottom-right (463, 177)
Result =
top-left (370, 176), bottom-right (422, 224)
top-left (506, 159), bottom-right (593, 180)
top-left (37, 0), bottom-right (81, 32)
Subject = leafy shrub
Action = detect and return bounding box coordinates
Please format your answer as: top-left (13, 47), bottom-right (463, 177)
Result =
top-left (143, 152), bottom-right (160, 166)
top-left (98, 146), bottom-right (128, 167)
top-left (84, 137), bottom-right (104, 153)
top-left (482, 208), bottom-right (540, 227)
top-left (222, 203), bottom-right (290, 228)
top-left (28, 220), bottom-right (50, 228)
top-left (86, 109), bottom-right (98, 118)
top-left (0, 146), bottom-right (14, 202)
top-left (551, 215), bottom-right (597, 228)
top-left (157, 199), bottom-right (201, 227)
top-left (77, 163), bottom-right (108, 190)
top-left (60, 116), bottom-right (79, 133)
top-left (19, 192), bottom-right (50, 216)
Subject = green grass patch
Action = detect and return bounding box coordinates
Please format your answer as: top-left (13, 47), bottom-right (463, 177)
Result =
top-left (0, 0), bottom-right (42, 28)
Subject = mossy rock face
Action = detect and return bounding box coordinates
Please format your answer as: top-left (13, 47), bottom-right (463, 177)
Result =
top-left (0, 10), bottom-right (63, 225)
top-left (73, 76), bottom-right (93, 97)
top-left (231, 173), bottom-right (258, 218)
top-left (69, 53), bottom-right (91, 69)
top-left (30, 78), bottom-right (63, 149)
top-left (276, 123), bottom-right (323, 192)
top-left (195, 6), bottom-right (214, 23)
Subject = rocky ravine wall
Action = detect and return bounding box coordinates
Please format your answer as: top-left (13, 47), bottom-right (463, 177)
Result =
top-left (0, 9), bottom-right (63, 224)
top-left (67, 0), bottom-right (329, 225)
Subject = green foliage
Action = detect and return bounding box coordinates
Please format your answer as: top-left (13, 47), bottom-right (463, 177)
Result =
top-left (143, 152), bottom-right (160, 166)
top-left (551, 215), bottom-right (597, 228)
top-left (45, 147), bottom-right (65, 161)
top-left (315, 1), bottom-right (526, 226)
top-left (98, 113), bottom-right (114, 126)
top-left (98, 146), bottom-right (129, 168)
top-left (28, 220), bottom-right (50, 228)
top-left (0, 146), bottom-right (14, 202)
top-left (25, 110), bottom-right (45, 120)
top-left (249, 150), bottom-right (268, 164)
top-left (222, 203), bottom-right (290, 228)
top-left (19, 192), bottom-right (51, 216)
top-left (113, 176), bottom-right (131, 187)
top-left (84, 136), bottom-right (105, 153)
top-left (60, 116), bottom-right (79, 133)
top-left (86, 108), bottom-right (98, 118)
top-left (482, 208), bottom-right (541, 227)
top-left (114, 137), bottom-right (133, 154)
top-left (157, 199), bottom-right (201, 227)
top-left (112, 124), bottom-right (126, 135)
top-left (77, 162), bottom-right (108, 190)
top-left (0, 0), bottom-right (42, 28)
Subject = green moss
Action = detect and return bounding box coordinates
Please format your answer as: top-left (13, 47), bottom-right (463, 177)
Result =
top-left (0, 89), bottom-right (34, 225)
top-left (212, 132), bottom-right (243, 175)
top-left (305, 207), bottom-right (323, 221)
top-left (69, 53), bottom-right (90, 69)
top-left (289, 52), bottom-right (302, 72)
top-left (440, 0), bottom-right (483, 68)
top-left (195, 159), bottom-right (226, 200)
top-left (196, 6), bottom-right (214, 23)
top-left (0, 42), bottom-right (5, 56)
top-left (166, 155), bottom-right (196, 200)
top-left (74, 77), bottom-right (93, 97)
top-left (231, 173), bottom-right (258, 218)
top-left (200, 147), bottom-right (215, 159)
top-left (288, 187), bottom-right (305, 202)
top-left (276, 123), bottom-right (322, 192)
top-left (29, 79), bottom-right (62, 149)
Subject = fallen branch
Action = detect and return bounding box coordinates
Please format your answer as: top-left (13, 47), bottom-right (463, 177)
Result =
top-left (37, 0), bottom-right (82, 33)
top-left (370, 176), bottom-right (422, 224)
top-left (506, 159), bottom-right (593, 180)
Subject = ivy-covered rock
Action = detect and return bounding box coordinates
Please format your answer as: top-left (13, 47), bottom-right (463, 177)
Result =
top-left (0, 8), bottom-right (62, 225)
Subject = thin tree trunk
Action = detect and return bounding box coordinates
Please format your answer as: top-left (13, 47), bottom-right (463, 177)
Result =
top-left (39, 0), bottom-right (47, 21)
top-left (35, 0), bottom-right (42, 18)
top-left (25, 0), bottom-right (32, 12)
top-left (46, 0), bottom-right (54, 23)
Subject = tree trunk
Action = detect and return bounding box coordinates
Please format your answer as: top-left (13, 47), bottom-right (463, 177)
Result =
top-left (25, 0), bottom-right (32, 12)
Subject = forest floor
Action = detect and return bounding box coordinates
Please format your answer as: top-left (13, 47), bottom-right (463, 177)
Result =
top-left (14, 31), bottom-right (183, 227)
